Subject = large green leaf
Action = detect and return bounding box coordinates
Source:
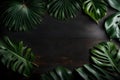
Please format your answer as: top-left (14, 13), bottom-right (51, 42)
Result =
top-left (41, 66), bottom-right (73, 80)
top-left (82, 0), bottom-right (107, 23)
top-left (40, 65), bottom-right (118, 80)
top-left (47, 0), bottom-right (81, 20)
top-left (90, 41), bottom-right (120, 73)
top-left (75, 64), bottom-right (117, 80)
top-left (105, 12), bottom-right (120, 39)
top-left (108, 0), bottom-right (120, 11)
top-left (0, 0), bottom-right (45, 31)
top-left (0, 37), bottom-right (35, 77)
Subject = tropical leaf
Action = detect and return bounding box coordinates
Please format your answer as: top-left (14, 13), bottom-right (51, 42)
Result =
top-left (90, 41), bottom-right (120, 73)
top-left (0, 37), bottom-right (35, 77)
top-left (108, 0), bottom-right (120, 11)
top-left (82, 0), bottom-right (107, 23)
top-left (105, 12), bottom-right (120, 39)
top-left (40, 66), bottom-right (73, 80)
top-left (40, 41), bottom-right (120, 80)
top-left (75, 64), bottom-right (117, 80)
top-left (0, 0), bottom-right (45, 31)
top-left (47, 0), bottom-right (81, 20)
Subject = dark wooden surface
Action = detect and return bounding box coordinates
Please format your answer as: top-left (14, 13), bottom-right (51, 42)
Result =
top-left (0, 9), bottom-right (115, 79)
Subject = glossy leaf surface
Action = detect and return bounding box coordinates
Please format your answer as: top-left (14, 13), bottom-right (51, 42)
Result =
top-left (0, 0), bottom-right (45, 31)
top-left (47, 0), bottom-right (81, 20)
top-left (41, 66), bottom-right (73, 80)
top-left (82, 0), bottom-right (107, 23)
top-left (0, 37), bottom-right (35, 77)
top-left (105, 12), bottom-right (120, 39)
top-left (90, 41), bottom-right (120, 73)
top-left (75, 64), bottom-right (117, 80)
top-left (108, 0), bottom-right (120, 11)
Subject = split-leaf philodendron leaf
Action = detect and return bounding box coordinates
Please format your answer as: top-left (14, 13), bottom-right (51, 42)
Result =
top-left (47, 0), bottom-right (81, 20)
top-left (0, 0), bottom-right (45, 31)
top-left (40, 41), bottom-right (120, 80)
top-left (90, 41), bottom-right (120, 73)
top-left (82, 0), bottom-right (107, 23)
top-left (105, 12), bottom-right (120, 39)
top-left (108, 0), bottom-right (120, 11)
top-left (0, 37), bottom-right (35, 77)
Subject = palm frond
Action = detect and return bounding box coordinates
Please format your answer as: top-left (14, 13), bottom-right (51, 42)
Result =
top-left (0, 0), bottom-right (45, 31)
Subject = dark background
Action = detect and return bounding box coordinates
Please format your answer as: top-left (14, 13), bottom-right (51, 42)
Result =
top-left (0, 8), bottom-right (116, 79)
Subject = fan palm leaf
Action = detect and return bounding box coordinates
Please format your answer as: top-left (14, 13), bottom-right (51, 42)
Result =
top-left (0, 0), bottom-right (45, 31)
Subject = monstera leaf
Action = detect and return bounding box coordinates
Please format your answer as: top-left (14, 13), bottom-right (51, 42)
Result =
top-left (40, 41), bottom-right (120, 80)
top-left (47, 0), bottom-right (81, 20)
top-left (82, 0), bottom-right (107, 23)
top-left (0, 37), bottom-right (35, 77)
top-left (90, 41), bottom-right (120, 73)
top-left (0, 0), bottom-right (45, 31)
top-left (105, 12), bottom-right (120, 39)
top-left (41, 66), bottom-right (73, 80)
top-left (75, 64), bottom-right (117, 80)
top-left (108, 0), bottom-right (120, 11)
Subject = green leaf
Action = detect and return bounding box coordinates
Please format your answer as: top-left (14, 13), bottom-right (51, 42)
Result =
top-left (41, 66), bottom-right (73, 80)
top-left (0, 37), bottom-right (35, 77)
top-left (90, 41), bottom-right (120, 73)
top-left (47, 0), bottom-right (81, 20)
top-left (108, 0), bottom-right (120, 11)
top-left (105, 12), bottom-right (120, 39)
top-left (0, 0), bottom-right (45, 31)
top-left (75, 64), bottom-right (117, 80)
top-left (82, 0), bottom-right (107, 23)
